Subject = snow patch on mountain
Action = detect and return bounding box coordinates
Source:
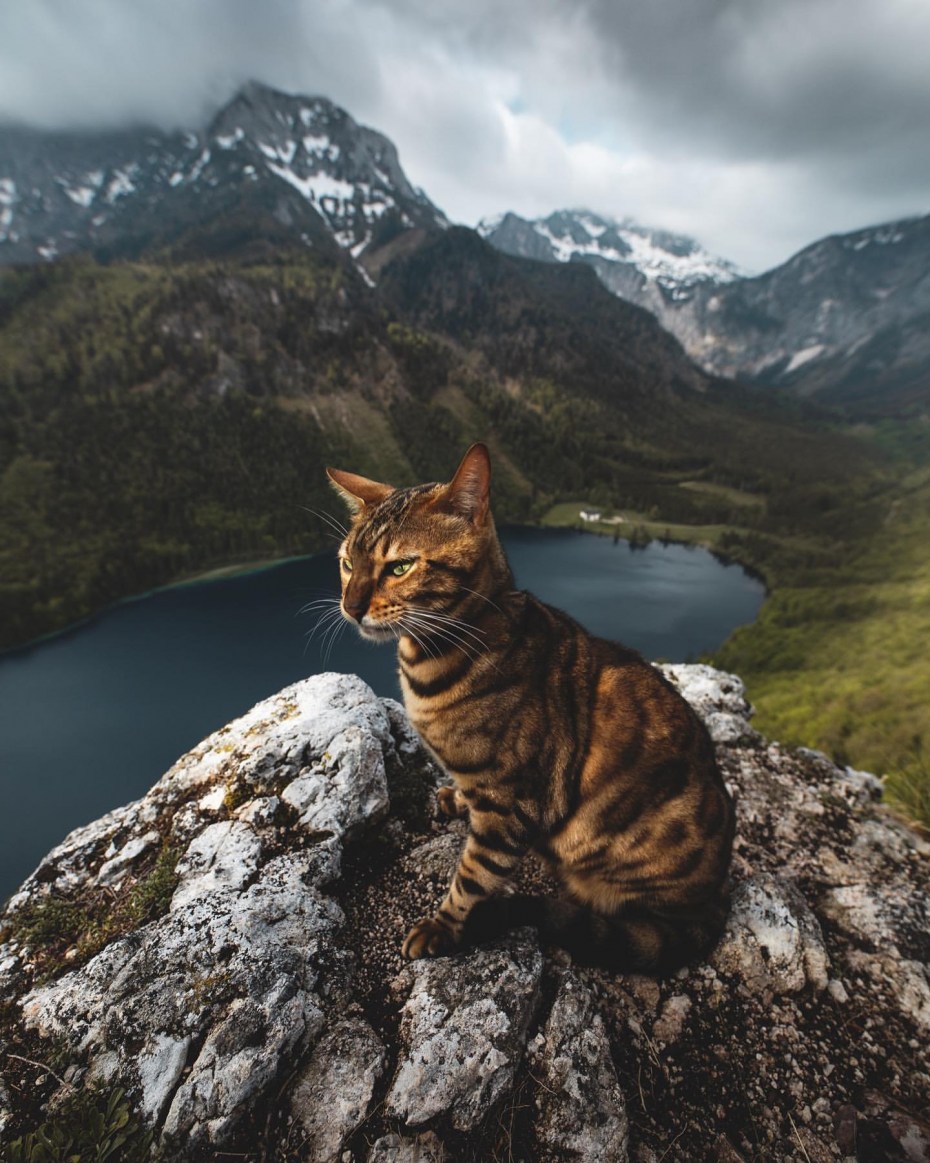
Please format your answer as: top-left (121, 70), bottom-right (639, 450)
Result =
top-left (215, 127), bottom-right (245, 150)
top-left (105, 167), bottom-right (138, 203)
top-left (785, 344), bottom-right (826, 373)
top-left (267, 163), bottom-right (354, 207)
top-left (479, 209), bottom-right (742, 303)
top-left (0, 178), bottom-right (14, 240)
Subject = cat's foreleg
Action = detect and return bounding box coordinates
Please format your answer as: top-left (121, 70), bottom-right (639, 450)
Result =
top-left (435, 784), bottom-right (469, 820)
top-left (402, 811), bottom-right (534, 958)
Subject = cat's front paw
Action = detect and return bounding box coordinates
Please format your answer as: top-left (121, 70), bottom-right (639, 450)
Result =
top-left (402, 915), bottom-right (460, 959)
top-left (435, 785), bottom-right (468, 821)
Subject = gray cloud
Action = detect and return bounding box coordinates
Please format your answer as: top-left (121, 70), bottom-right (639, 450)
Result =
top-left (581, 0), bottom-right (930, 157)
top-left (0, 0), bottom-right (928, 270)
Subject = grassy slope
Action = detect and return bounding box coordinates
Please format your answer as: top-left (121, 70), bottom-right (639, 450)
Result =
top-left (715, 462), bottom-right (930, 823)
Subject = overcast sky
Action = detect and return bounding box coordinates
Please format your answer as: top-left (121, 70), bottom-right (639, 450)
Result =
top-left (2, 0), bottom-right (929, 271)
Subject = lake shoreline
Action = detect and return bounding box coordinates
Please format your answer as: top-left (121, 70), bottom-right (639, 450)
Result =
top-left (1, 518), bottom-right (768, 659)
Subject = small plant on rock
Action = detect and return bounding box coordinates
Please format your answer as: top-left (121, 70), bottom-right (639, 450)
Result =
top-left (5, 1086), bottom-right (153, 1163)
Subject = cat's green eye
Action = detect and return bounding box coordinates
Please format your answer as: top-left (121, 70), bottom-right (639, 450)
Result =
top-left (391, 560), bottom-right (415, 577)
top-left (341, 558), bottom-right (353, 573)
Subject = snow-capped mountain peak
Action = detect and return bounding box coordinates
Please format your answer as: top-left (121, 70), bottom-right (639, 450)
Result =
top-left (478, 209), bottom-right (741, 305)
top-left (0, 81), bottom-right (447, 267)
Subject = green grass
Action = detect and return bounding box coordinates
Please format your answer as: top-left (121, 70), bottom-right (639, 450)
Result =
top-left (542, 500), bottom-right (761, 557)
top-left (5, 1086), bottom-right (154, 1163)
top-left (677, 479), bottom-right (766, 509)
top-left (716, 467), bottom-right (930, 829)
top-left (7, 843), bottom-right (180, 981)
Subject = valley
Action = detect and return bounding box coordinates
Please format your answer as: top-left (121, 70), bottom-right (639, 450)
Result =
top-left (1, 82), bottom-right (928, 829)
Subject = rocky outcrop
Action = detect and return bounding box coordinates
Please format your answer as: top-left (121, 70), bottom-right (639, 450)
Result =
top-left (1, 666), bottom-right (928, 1161)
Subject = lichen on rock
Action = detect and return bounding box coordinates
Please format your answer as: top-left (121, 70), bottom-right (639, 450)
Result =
top-left (385, 930), bottom-right (543, 1132)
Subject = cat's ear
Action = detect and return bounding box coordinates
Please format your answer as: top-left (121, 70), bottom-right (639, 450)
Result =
top-left (440, 443), bottom-right (491, 523)
top-left (326, 467), bottom-right (394, 511)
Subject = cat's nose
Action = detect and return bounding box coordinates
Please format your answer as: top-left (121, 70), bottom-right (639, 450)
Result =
top-left (343, 597), bottom-right (368, 622)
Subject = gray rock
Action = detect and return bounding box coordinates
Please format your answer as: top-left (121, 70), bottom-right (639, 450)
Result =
top-left (290, 1016), bottom-right (386, 1162)
top-left (368, 1132), bottom-right (445, 1162)
top-left (839, 766), bottom-right (884, 804)
top-left (827, 979), bottom-right (850, 1004)
top-left (386, 931), bottom-right (543, 1131)
top-left (171, 820), bottom-right (263, 909)
top-left (897, 960), bottom-right (930, 1033)
top-left (279, 729), bottom-right (389, 840)
top-left (402, 831), bottom-right (464, 880)
top-left (6, 674), bottom-right (410, 1151)
top-left (712, 874), bottom-right (829, 994)
top-left (659, 664), bottom-right (760, 745)
top-left (847, 951), bottom-right (930, 1033)
top-left (22, 851), bottom-right (341, 1147)
top-left (96, 830), bottom-right (161, 887)
top-left (820, 883), bottom-right (898, 946)
top-left (652, 993), bottom-right (692, 1044)
top-left (136, 1032), bottom-right (191, 1123)
top-left (531, 972), bottom-right (629, 1162)
top-left (0, 1078), bottom-right (11, 1135)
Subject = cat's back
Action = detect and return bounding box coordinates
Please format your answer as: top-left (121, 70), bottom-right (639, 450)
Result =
top-left (515, 590), bottom-right (724, 800)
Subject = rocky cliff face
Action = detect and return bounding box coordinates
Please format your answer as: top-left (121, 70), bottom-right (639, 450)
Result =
top-left (1, 667), bottom-right (928, 1161)
top-left (674, 216), bottom-right (930, 413)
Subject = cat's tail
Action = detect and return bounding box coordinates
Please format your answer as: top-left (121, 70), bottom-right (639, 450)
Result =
top-left (461, 891), bottom-right (729, 976)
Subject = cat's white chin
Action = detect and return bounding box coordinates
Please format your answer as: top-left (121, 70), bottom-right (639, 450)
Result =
top-left (358, 622), bottom-right (395, 643)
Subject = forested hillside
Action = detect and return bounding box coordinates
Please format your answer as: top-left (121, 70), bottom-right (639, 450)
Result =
top-left (0, 232), bottom-right (885, 645)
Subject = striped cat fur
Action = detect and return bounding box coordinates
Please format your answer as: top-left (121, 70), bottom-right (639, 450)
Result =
top-left (326, 444), bottom-right (734, 974)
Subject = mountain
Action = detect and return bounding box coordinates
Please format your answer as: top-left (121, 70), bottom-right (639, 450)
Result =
top-left (672, 215), bottom-right (930, 414)
top-left (477, 208), bottom-right (740, 324)
top-left (0, 83), bottom-right (891, 655)
top-left (481, 209), bottom-right (930, 415)
top-left (0, 80), bottom-right (447, 267)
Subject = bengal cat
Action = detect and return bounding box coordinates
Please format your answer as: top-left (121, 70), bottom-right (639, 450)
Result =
top-left (326, 444), bottom-right (734, 973)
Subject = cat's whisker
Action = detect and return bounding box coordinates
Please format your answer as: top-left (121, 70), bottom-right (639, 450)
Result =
top-left (409, 614), bottom-right (504, 675)
top-left (404, 606), bottom-right (488, 651)
top-left (398, 618), bottom-right (444, 662)
top-left (401, 613), bottom-right (483, 664)
top-left (297, 597), bottom-right (342, 616)
top-left (304, 606), bottom-right (345, 654)
top-left (321, 615), bottom-right (348, 666)
top-left (301, 506), bottom-right (349, 539)
top-left (404, 602), bottom-right (487, 639)
top-left (401, 619), bottom-right (442, 660)
top-left (458, 585), bottom-right (505, 615)
top-left (303, 600), bottom-right (343, 629)
top-left (407, 623), bottom-right (482, 662)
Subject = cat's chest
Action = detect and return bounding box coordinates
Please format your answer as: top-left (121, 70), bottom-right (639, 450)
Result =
top-left (402, 687), bottom-right (475, 775)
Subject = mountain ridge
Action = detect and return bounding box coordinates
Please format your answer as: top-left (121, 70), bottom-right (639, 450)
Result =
top-left (5, 79), bottom-right (928, 414)
top-left (0, 80), bottom-right (447, 269)
top-left (480, 206), bottom-right (930, 414)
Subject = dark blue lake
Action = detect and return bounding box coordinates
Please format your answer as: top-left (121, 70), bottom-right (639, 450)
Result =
top-left (0, 528), bottom-right (763, 897)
